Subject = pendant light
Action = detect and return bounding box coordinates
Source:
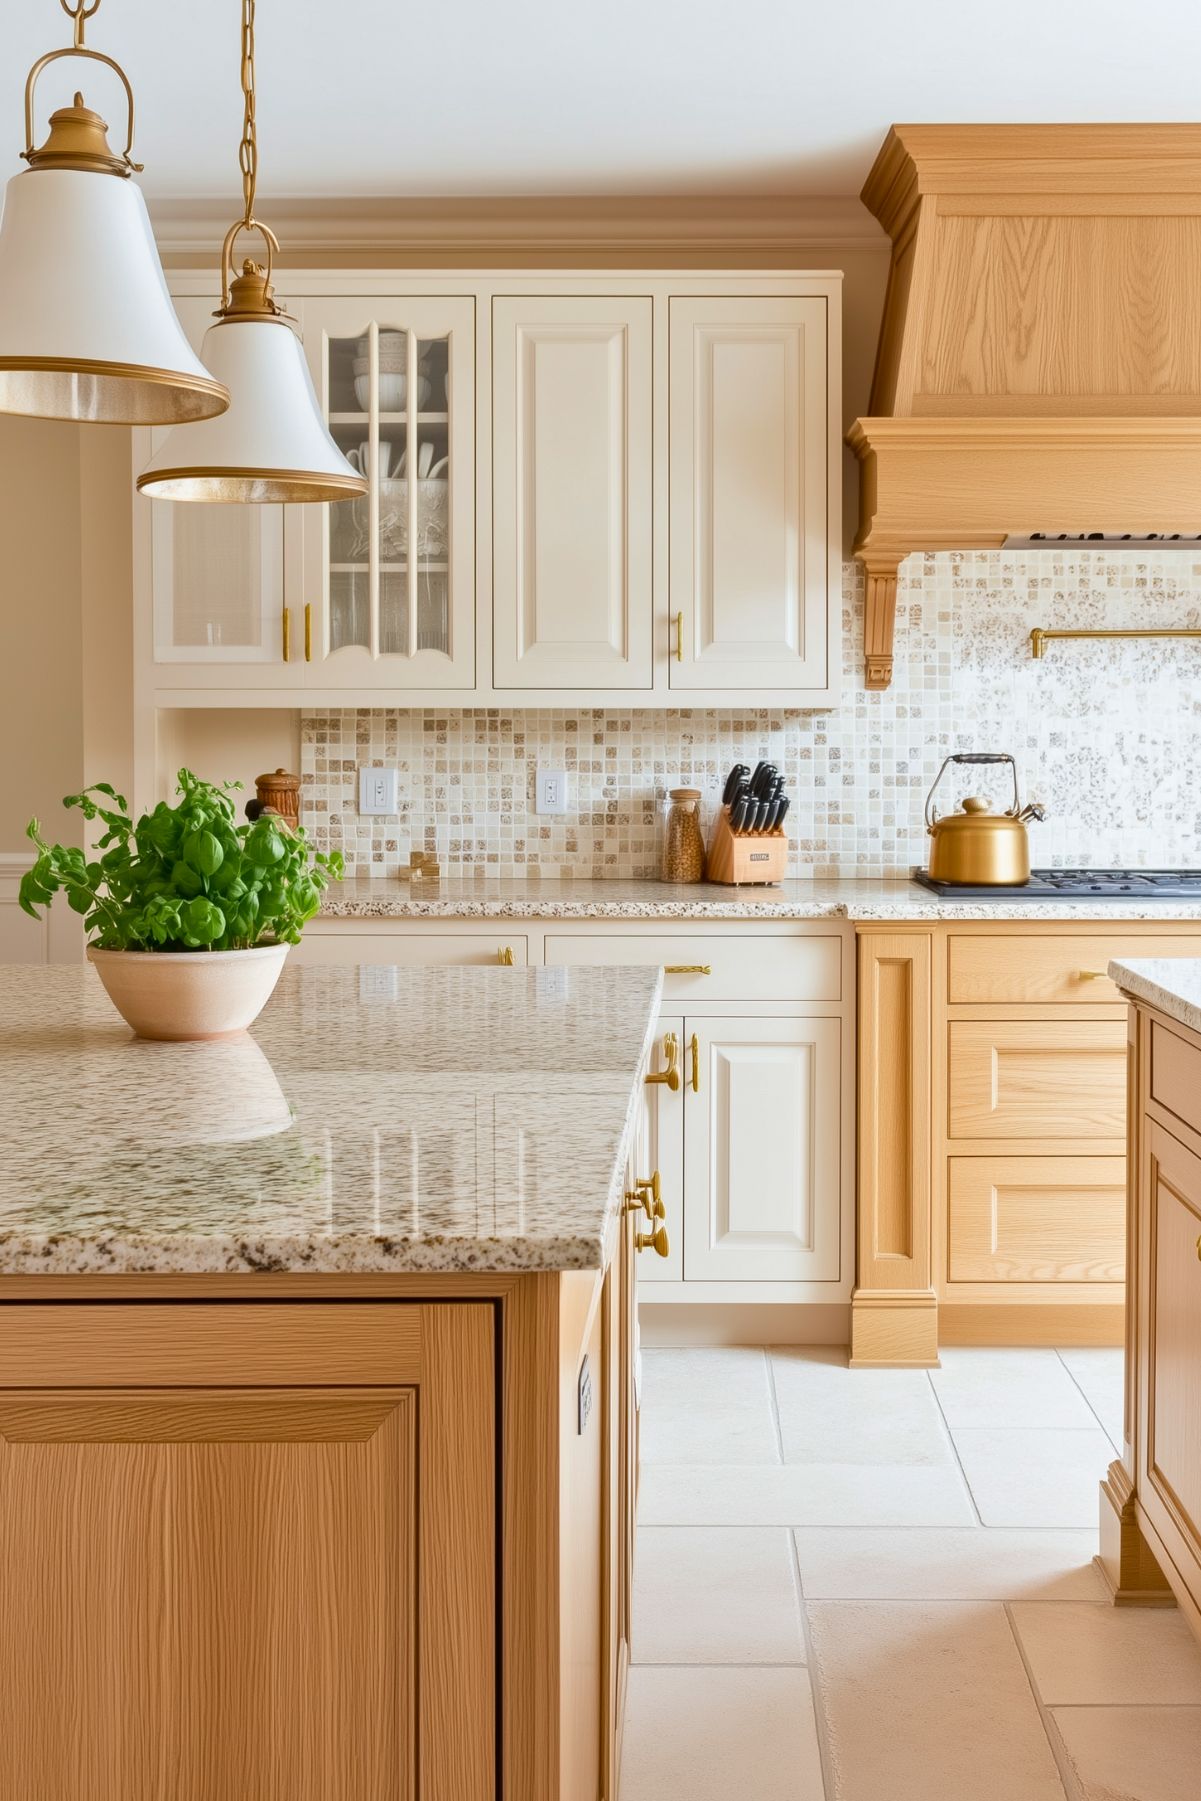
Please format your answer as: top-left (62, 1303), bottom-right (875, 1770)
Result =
top-left (138, 1), bottom-right (366, 503)
top-left (0, 0), bottom-right (228, 425)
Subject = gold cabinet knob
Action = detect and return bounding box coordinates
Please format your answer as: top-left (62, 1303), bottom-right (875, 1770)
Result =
top-left (635, 1222), bottom-right (670, 1258)
top-left (625, 1170), bottom-right (663, 1220)
top-left (497, 945), bottom-right (515, 966)
top-left (645, 1031), bottom-right (681, 1091)
top-left (1077, 969), bottom-right (1108, 981)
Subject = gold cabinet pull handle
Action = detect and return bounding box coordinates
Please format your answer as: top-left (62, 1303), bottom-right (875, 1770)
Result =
top-left (635, 1222), bottom-right (670, 1258)
top-left (1196, 1233), bottom-right (1201, 1262)
top-left (674, 610), bottom-right (683, 663)
top-left (304, 602), bottom-right (312, 662)
top-left (497, 945), bottom-right (515, 966)
top-left (665, 964), bottom-right (711, 976)
top-left (645, 1031), bottom-right (681, 1091)
top-left (689, 1032), bottom-right (700, 1093)
top-left (282, 605), bottom-right (291, 662)
top-left (1077, 969), bottom-right (1108, 981)
top-left (625, 1171), bottom-right (663, 1221)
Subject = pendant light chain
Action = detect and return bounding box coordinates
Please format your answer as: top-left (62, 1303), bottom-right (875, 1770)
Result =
top-left (238, 0), bottom-right (258, 229)
top-left (60, 0), bottom-right (101, 51)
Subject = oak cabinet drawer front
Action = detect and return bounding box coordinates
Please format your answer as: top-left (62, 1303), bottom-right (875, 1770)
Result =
top-left (948, 933), bottom-right (1201, 1005)
top-left (1146, 1122), bottom-right (1201, 1564)
top-left (290, 932), bottom-right (528, 969)
top-left (948, 1020), bottom-right (1128, 1140)
top-left (947, 1156), bottom-right (1126, 1284)
top-left (1150, 1020), bottom-right (1201, 1141)
top-left (544, 933), bottom-right (840, 1001)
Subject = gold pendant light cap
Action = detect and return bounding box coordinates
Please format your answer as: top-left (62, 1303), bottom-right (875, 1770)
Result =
top-left (218, 257), bottom-right (291, 324)
top-left (26, 92), bottom-right (127, 176)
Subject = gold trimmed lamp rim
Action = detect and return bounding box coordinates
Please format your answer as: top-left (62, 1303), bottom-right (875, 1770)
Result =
top-left (0, 357), bottom-right (229, 424)
top-left (137, 465), bottom-right (369, 502)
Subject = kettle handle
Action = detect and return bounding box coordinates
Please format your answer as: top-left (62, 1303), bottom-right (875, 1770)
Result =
top-left (925, 753), bottom-right (1021, 830)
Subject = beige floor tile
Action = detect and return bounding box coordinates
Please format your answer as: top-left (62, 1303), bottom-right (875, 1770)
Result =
top-left (640, 1348), bottom-right (779, 1465)
top-left (632, 1527), bottom-right (805, 1664)
top-left (806, 1600), bottom-right (1066, 1801)
top-left (1011, 1600), bottom-right (1201, 1704)
top-left (1051, 1705), bottom-right (1201, 1801)
top-left (931, 1348), bottom-right (1099, 1428)
top-left (951, 1426), bottom-right (1114, 1526)
top-left (639, 1461), bottom-right (975, 1528)
top-left (771, 1347), bottom-right (955, 1466)
top-left (1056, 1346), bottom-right (1125, 1447)
top-left (619, 1664), bottom-right (825, 1801)
top-left (794, 1526), bottom-right (1105, 1601)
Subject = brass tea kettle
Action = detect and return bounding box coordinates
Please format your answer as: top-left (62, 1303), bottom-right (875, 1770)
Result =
top-left (925, 753), bottom-right (1046, 886)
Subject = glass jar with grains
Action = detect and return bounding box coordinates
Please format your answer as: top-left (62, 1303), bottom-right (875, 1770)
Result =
top-left (661, 787), bottom-right (706, 883)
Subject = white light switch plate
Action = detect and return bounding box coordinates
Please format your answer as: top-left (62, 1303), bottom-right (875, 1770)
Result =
top-left (536, 768), bottom-right (569, 814)
top-left (359, 766), bottom-right (399, 815)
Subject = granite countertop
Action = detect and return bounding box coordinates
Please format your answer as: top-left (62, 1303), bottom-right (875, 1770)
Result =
top-left (1109, 958), bottom-right (1201, 1034)
top-left (319, 874), bottom-right (1201, 924)
top-left (0, 962), bottom-right (662, 1278)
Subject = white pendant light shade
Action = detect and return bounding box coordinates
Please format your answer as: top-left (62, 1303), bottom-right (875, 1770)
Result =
top-left (138, 312), bottom-right (366, 502)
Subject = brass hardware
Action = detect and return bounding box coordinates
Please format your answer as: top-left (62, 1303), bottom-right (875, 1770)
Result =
top-left (674, 610), bottom-right (683, 663)
top-left (1077, 969), bottom-right (1109, 981)
top-left (645, 1032), bottom-right (681, 1091)
top-left (625, 1170), bottom-right (663, 1222)
top-left (281, 606), bottom-right (291, 662)
top-left (635, 1222), bottom-right (670, 1258)
top-left (1031, 626), bottom-right (1201, 660)
top-left (304, 603), bottom-right (312, 662)
top-left (23, 0), bottom-right (142, 177)
top-left (1196, 1233), bottom-right (1201, 1262)
top-left (497, 945), bottom-right (515, 966)
top-left (924, 752), bottom-right (1043, 886)
top-left (665, 964), bottom-right (712, 976)
top-left (689, 1032), bottom-right (700, 1093)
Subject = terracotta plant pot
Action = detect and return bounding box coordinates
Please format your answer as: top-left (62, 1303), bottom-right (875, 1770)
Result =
top-left (87, 943), bottom-right (289, 1042)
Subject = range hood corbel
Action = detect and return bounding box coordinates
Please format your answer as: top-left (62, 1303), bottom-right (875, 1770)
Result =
top-left (848, 125), bottom-right (1201, 689)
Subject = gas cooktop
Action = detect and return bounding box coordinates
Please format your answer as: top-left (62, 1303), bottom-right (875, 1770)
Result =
top-left (912, 869), bottom-right (1201, 900)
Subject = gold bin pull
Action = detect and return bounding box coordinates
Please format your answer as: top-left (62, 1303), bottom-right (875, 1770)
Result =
top-left (645, 1032), bottom-right (681, 1091)
top-left (665, 964), bottom-right (712, 976)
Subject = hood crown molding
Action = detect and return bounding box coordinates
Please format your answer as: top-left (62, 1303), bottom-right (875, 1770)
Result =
top-left (849, 123), bottom-right (1201, 688)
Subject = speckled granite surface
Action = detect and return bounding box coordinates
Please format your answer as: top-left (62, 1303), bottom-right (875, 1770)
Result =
top-left (0, 962), bottom-right (662, 1277)
top-left (1110, 958), bottom-right (1201, 1035)
top-left (318, 875), bottom-right (1201, 924)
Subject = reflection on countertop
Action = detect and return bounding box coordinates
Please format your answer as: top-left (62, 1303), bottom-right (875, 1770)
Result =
top-left (0, 962), bottom-right (662, 1278)
top-left (318, 873), bottom-right (1201, 923)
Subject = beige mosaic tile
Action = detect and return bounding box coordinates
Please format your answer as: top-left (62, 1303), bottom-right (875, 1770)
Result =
top-left (301, 550), bottom-right (1201, 877)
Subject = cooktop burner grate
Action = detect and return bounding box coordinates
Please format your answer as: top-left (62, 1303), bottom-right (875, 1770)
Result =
top-left (912, 868), bottom-right (1201, 900)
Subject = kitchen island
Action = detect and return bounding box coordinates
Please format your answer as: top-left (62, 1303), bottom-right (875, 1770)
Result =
top-left (1101, 958), bottom-right (1201, 1644)
top-left (0, 961), bottom-right (662, 1801)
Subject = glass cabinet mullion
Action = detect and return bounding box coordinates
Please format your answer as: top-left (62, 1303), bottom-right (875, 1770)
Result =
top-left (368, 321), bottom-right (380, 660)
top-left (406, 328), bottom-right (420, 659)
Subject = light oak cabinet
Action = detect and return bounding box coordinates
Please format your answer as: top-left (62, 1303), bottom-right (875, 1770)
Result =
top-left (492, 295), bottom-right (653, 689)
top-left (136, 271), bottom-right (842, 714)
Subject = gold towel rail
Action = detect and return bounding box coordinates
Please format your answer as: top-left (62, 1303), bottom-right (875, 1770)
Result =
top-left (1030, 627), bottom-right (1201, 660)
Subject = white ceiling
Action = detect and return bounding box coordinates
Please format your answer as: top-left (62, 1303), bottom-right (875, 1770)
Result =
top-left (4, 0), bottom-right (1201, 200)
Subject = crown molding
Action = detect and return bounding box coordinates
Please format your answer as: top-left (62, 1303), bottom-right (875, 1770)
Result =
top-left (147, 193), bottom-right (886, 260)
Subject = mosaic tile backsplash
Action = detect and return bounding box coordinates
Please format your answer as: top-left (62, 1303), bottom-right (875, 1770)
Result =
top-left (300, 550), bottom-right (1201, 879)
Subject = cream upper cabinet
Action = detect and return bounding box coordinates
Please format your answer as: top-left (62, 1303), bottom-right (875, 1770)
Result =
top-left (683, 1015), bottom-right (842, 1283)
top-left (491, 296), bottom-right (653, 689)
top-left (669, 295), bottom-right (836, 694)
top-left (297, 295), bottom-right (476, 690)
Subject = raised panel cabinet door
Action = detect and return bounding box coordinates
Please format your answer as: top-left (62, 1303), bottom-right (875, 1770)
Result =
top-left (297, 297), bottom-right (476, 690)
top-left (947, 1018), bottom-right (1128, 1141)
top-left (683, 1016), bottom-right (841, 1283)
top-left (947, 1155), bottom-right (1127, 1284)
top-left (0, 1303), bottom-right (495, 1801)
top-left (669, 296), bottom-right (831, 691)
top-left (492, 295), bottom-right (654, 689)
top-left (1142, 1121), bottom-right (1201, 1590)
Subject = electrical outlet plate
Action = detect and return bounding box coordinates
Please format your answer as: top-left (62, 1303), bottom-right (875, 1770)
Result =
top-left (358, 766), bottom-right (399, 815)
top-left (536, 768), bottom-right (569, 814)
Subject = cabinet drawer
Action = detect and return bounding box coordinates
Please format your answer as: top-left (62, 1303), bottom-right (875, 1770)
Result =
top-left (948, 933), bottom-right (1201, 1005)
top-left (947, 1156), bottom-right (1126, 1284)
top-left (544, 933), bottom-right (841, 1002)
top-left (291, 932), bottom-right (528, 969)
top-left (948, 1019), bottom-right (1128, 1140)
top-left (1150, 1020), bottom-right (1201, 1141)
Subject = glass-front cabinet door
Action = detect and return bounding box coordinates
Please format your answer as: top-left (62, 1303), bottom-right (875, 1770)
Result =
top-left (147, 298), bottom-right (288, 672)
top-left (298, 297), bottom-right (475, 689)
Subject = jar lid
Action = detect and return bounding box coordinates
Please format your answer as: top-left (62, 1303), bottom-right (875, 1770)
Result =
top-left (668, 786), bottom-right (702, 800)
top-left (256, 767), bottom-right (300, 792)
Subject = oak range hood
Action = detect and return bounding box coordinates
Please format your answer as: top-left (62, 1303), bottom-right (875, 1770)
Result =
top-left (849, 124), bottom-right (1201, 687)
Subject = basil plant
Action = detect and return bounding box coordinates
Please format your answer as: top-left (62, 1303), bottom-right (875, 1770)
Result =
top-left (20, 769), bottom-right (343, 952)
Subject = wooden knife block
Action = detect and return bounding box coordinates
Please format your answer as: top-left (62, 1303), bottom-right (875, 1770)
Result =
top-left (705, 806), bottom-right (789, 886)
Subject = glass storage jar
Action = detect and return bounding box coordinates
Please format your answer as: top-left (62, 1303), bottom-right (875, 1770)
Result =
top-left (661, 787), bottom-right (706, 883)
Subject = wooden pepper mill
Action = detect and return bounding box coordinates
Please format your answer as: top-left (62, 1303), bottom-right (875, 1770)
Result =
top-left (251, 768), bottom-right (301, 833)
